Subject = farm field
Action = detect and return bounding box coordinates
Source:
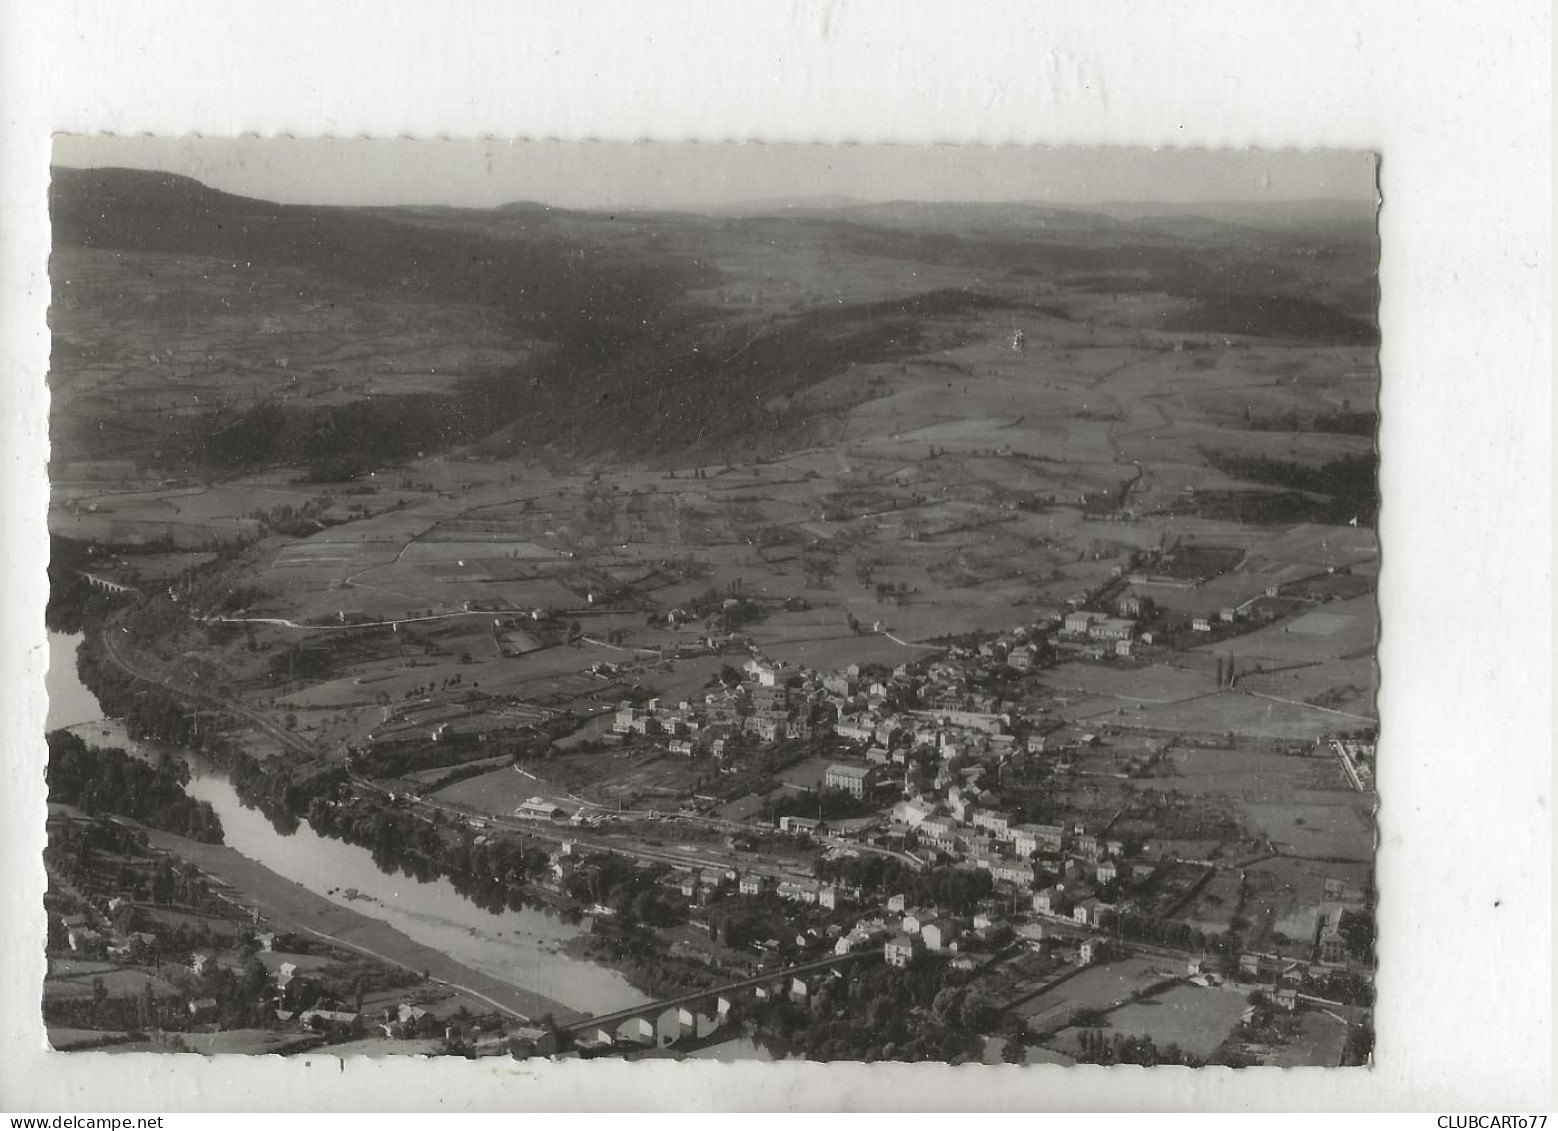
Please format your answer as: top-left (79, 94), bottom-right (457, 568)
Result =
top-left (776, 757), bottom-right (837, 792)
top-left (1051, 983), bottom-right (1248, 1059)
top-left (1233, 655), bottom-right (1377, 714)
top-left (42, 966), bottom-right (179, 1000)
top-left (1129, 745), bottom-right (1373, 860)
top-left (1045, 662), bottom-right (1222, 704)
top-left (1180, 868), bottom-right (1244, 935)
top-left (1240, 799), bottom-right (1374, 860)
top-left (144, 1029), bottom-right (322, 1056)
top-left (1124, 691), bottom-right (1366, 739)
top-left (1016, 956), bottom-right (1181, 1033)
top-left (1144, 746), bottom-right (1341, 793)
top-left (430, 762), bottom-right (535, 806)
top-left (1201, 594), bottom-right (1378, 666)
top-left (1271, 1010), bottom-right (1351, 1068)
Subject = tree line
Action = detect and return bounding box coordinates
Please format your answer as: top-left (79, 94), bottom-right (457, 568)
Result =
top-left (1072, 1029), bottom-right (1207, 1067)
top-left (1200, 449), bottom-right (1379, 527)
top-left (737, 959), bottom-right (992, 1063)
top-left (47, 730), bottom-right (224, 843)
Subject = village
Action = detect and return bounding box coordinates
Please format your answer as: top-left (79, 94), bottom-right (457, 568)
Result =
top-left (411, 575), bottom-right (1377, 1064)
top-left (44, 554), bottom-right (1377, 1065)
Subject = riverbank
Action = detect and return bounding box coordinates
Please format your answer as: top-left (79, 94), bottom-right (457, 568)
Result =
top-left (561, 930), bottom-right (747, 1005)
top-left (143, 828), bottom-right (587, 1025)
top-left (55, 628), bottom-right (656, 1027)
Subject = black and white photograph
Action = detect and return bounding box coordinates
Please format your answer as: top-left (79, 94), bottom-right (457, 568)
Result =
top-left (0, 1), bottom-right (1549, 1114)
top-left (40, 138), bottom-right (1381, 1067)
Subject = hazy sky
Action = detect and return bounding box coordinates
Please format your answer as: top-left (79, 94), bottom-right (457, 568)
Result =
top-left (53, 136), bottom-right (1376, 211)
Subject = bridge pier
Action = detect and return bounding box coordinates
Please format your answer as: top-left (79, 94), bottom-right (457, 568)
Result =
top-left (562, 949), bottom-right (879, 1052)
top-left (78, 572), bottom-right (138, 597)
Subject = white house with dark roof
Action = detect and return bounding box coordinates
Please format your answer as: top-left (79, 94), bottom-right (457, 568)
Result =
top-left (824, 763), bottom-right (877, 798)
top-left (1032, 887), bottom-right (1073, 917)
top-left (885, 934), bottom-right (922, 968)
top-left (921, 919), bottom-right (959, 953)
top-left (899, 908), bottom-right (934, 935)
top-left (1063, 611), bottom-right (1100, 635)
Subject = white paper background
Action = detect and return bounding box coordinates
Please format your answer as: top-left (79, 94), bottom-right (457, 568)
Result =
top-left (0, 0), bottom-right (1550, 1112)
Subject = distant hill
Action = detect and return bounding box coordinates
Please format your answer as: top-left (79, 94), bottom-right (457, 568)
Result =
top-left (51, 165), bottom-right (711, 344)
top-left (1093, 197), bottom-right (1379, 241)
top-left (699, 196), bottom-right (1129, 237)
top-left (49, 167), bottom-right (1380, 478)
top-left (50, 168), bottom-right (1014, 471)
top-left (671, 194), bottom-right (1378, 244)
top-left (51, 167), bottom-right (287, 250)
top-left (831, 199), bottom-right (1127, 238)
top-left (700, 193), bottom-right (864, 215)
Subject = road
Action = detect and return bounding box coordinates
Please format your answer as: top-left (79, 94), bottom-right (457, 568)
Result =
top-left (99, 619), bottom-right (319, 760)
top-left (205, 609), bottom-right (495, 631)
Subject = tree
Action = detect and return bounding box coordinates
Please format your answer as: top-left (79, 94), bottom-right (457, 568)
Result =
top-left (930, 986), bottom-right (965, 1026)
top-left (137, 980), bottom-right (155, 1030)
top-left (151, 860), bottom-right (176, 905)
top-left (241, 957), bottom-right (270, 999)
top-left (958, 992), bottom-right (998, 1032)
top-left (631, 888), bottom-right (666, 926)
top-left (91, 976), bottom-right (108, 1021)
top-left (1337, 908), bottom-right (1375, 961)
top-left (1342, 1020), bottom-right (1375, 1066)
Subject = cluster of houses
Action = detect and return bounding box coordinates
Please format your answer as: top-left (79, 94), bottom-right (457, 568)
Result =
top-left (600, 621), bottom-right (1167, 952)
top-left (594, 611), bottom-right (1376, 990)
top-left (607, 600), bottom-right (1182, 787)
top-left (54, 908), bottom-right (158, 965)
top-left (610, 622), bottom-right (1067, 762)
top-left (876, 901), bottom-right (1019, 968)
top-left (690, 851), bottom-right (1363, 985)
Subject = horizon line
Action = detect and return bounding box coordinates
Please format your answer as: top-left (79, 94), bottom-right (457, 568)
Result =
top-left (51, 164), bottom-right (1376, 217)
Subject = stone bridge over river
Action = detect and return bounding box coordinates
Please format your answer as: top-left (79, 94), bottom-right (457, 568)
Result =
top-left (77, 571), bottom-right (139, 596)
top-left (560, 947), bottom-right (883, 1050)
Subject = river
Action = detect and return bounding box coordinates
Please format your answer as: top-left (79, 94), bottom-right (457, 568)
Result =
top-left (47, 631), bottom-right (107, 731)
top-left (180, 766), bottom-right (651, 1016)
top-left (47, 631), bottom-right (759, 1048)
